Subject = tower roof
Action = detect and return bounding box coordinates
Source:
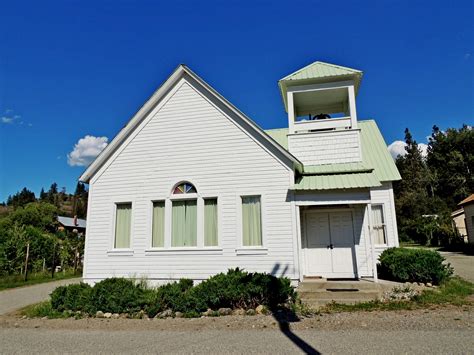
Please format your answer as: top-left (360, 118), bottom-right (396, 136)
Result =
top-left (278, 61), bottom-right (363, 112)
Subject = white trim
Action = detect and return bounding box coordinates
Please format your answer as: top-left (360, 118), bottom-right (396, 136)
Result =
top-left (148, 199), bottom-right (166, 249)
top-left (110, 200), bottom-right (134, 251)
top-left (236, 193), bottom-right (266, 250)
top-left (367, 203), bottom-right (378, 282)
top-left (287, 80), bottom-right (355, 93)
top-left (145, 248), bottom-right (223, 256)
top-left (107, 249), bottom-right (134, 256)
top-left (235, 248), bottom-right (268, 255)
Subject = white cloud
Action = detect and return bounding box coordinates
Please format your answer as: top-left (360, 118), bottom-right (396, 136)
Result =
top-left (1, 116), bottom-right (14, 124)
top-left (67, 135), bottom-right (108, 167)
top-left (388, 140), bottom-right (428, 159)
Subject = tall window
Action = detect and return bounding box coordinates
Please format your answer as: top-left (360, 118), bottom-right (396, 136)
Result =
top-left (152, 201), bottom-right (165, 247)
top-left (242, 196), bottom-right (262, 246)
top-left (115, 203), bottom-right (132, 248)
top-left (171, 182), bottom-right (197, 247)
top-left (204, 198), bottom-right (218, 246)
top-left (371, 205), bottom-right (386, 244)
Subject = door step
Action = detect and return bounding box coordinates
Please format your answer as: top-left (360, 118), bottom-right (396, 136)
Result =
top-left (297, 280), bottom-right (382, 307)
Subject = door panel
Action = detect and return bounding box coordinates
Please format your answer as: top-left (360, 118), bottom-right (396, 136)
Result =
top-left (304, 212), bottom-right (332, 275)
top-left (303, 210), bottom-right (356, 278)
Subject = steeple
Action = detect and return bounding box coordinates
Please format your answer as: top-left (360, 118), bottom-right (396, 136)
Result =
top-left (279, 61), bottom-right (363, 134)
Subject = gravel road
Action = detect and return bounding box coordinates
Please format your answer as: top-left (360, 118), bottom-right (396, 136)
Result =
top-left (1, 306), bottom-right (472, 354)
top-left (1, 327), bottom-right (472, 354)
top-left (0, 278), bottom-right (81, 315)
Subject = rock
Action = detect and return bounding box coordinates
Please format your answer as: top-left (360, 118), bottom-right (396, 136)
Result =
top-left (202, 308), bottom-right (214, 317)
top-left (155, 309), bottom-right (173, 319)
top-left (174, 312), bottom-right (184, 318)
top-left (41, 316), bottom-right (48, 320)
top-left (112, 313), bottom-right (120, 319)
top-left (246, 309), bottom-right (256, 316)
top-left (256, 305), bottom-right (268, 315)
top-left (14, 323), bottom-right (19, 328)
top-left (218, 308), bottom-right (232, 316)
top-left (232, 308), bottom-right (246, 316)
top-left (104, 312), bottom-right (112, 319)
top-left (96, 311), bottom-right (105, 318)
top-left (21, 315), bottom-right (27, 319)
top-left (427, 282), bottom-right (433, 287)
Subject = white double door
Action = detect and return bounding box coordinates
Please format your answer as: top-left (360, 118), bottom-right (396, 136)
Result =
top-left (303, 210), bottom-right (356, 278)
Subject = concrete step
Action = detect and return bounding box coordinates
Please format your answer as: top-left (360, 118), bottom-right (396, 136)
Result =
top-left (298, 290), bottom-right (380, 301)
top-left (298, 281), bottom-right (381, 292)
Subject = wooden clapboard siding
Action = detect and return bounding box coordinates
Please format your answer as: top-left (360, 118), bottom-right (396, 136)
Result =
top-left (287, 129), bottom-right (362, 165)
top-left (83, 78), bottom-right (297, 283)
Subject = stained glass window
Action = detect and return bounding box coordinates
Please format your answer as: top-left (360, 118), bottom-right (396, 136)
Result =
top-left (173, 182), bottom-right (197, 194)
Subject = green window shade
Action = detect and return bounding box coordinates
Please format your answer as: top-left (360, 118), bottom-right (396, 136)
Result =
top-left (242, 196), bottom-right (262, 246)
top-left (152, 201), bottom-right (165, 247)
top-left (371, 205), bottom-right (386, 244)
top-left (115, 203), bottom-right (132, 248)
top-left (172, 200), bottom-right (197, 247)
top-left (204, 199), bottom-right (218, 246)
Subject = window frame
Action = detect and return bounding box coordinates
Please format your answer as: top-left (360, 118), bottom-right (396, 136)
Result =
top-left (236, 193), bottom-right (267, 254)
top-left (203, 197), bottom-right (219, 248)
top-left (108, 201), bottom-right (134, 255)
top-left (371, 204), bottom-right (387, 246)
top-left (150, 200), bottom-right (166, 249)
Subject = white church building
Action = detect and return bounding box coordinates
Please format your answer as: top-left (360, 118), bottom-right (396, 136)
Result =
top-left (80, 61), bottom-right (401, 285)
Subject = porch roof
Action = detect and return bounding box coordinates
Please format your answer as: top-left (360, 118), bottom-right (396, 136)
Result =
top-left (292, 171), bottom-right (381, 191)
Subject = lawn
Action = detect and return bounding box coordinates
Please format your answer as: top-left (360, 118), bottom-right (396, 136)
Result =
top-left (0, 270), bottom-right (81, 291)
top-left (321, 276), bottom-right (474, 313)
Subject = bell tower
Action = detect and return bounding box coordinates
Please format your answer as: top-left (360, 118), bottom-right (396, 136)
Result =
top-left (279, 61), bottom-right (364, 166)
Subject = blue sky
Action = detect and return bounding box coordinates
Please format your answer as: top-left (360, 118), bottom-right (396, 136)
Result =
top-left (0, 0), bottom-right (472, 202)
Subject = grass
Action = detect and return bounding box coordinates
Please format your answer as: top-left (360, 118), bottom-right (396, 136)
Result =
top-left (21, 301), bottom-right (66, 319)
top-left (321, 276), bottom-right (474, 313)
top-left (0, 270), bottom-right (81, 291)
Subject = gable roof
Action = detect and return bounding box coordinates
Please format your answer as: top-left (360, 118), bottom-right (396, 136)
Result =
top-left (79, 65), bottom-right (302, 183)
top-left (278, 61), bottom-right (363, 112)
top-left (459, 194), bottom-right (474, 206)
top-left (57, 216), bottom-right (87, 229)
top-left (280, 61), bottom-right (363, 82)
top-left (265, 120), bottom-right (401, 186)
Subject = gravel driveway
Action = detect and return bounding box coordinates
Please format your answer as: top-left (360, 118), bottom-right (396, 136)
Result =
top-left (439, 251), bottom-right (474, 283)
top-left (0, 278), bottom-right (81, 315)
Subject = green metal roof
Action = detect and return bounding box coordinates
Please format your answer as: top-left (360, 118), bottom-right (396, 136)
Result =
top-left (264, 120), bottom-right (401, 190)
top-left (359, 120), bottom-right (402, 182)
top-left (303, 162), bottom-right (372, 175)
top-left (293, 172), bottom-right (381, 191)
top-left (280, 61), bottom-right (362, 82)
top-left (264, 128), bottom-right (289, 150)
top-left (278, 61), bottom-right (364, 112)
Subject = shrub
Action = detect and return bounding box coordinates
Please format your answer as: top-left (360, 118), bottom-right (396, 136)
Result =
top-left (85, 278), bottom-right (149, 314)
top-left (187, 268), bottom-right (295, 311)
top-left (50, 283), bottom-right (91, 311)
top-left (146, 279), bottom-right (194, 317)
top-left (378, 248), bottom-right (453, 285)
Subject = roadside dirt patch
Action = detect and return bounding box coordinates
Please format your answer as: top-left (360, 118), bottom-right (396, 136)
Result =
top-left (2, 305), bottom-right (472, 332)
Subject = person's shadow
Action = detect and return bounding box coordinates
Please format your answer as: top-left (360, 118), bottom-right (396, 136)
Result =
top-left (269, 264), bottom-right (320, 354)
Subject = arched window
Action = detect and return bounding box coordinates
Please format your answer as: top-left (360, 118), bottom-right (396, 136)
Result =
top-left (173, 182), bottom-right (197, 195)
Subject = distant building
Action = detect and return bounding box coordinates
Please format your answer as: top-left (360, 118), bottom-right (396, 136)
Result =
top-left (451, 209), bottom-right (467, 242)
top-left (457, 194), bottom-right (474, 244)
top-left (57, 215), bottom-right (86, 235)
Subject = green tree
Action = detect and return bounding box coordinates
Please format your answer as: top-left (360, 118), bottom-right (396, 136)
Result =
top-left (427, 125), bottom-right (474, 209)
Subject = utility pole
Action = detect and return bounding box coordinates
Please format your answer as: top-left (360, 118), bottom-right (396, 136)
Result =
top-left (24, 242), bottom-right (30, 281)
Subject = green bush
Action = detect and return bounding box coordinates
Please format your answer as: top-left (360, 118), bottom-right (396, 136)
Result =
top-left (187, 268), bottom-right (295, 311)
top-left (86, 278), bottom-right (149, 314)
top-left (378, 248), bottom-right (453, 285)
top-left (50, 282), bottom-right (91, 311)
top-left (146, 279), bottom-right (194, 317)
top-left (49, 270), bottom-right (295, 317)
